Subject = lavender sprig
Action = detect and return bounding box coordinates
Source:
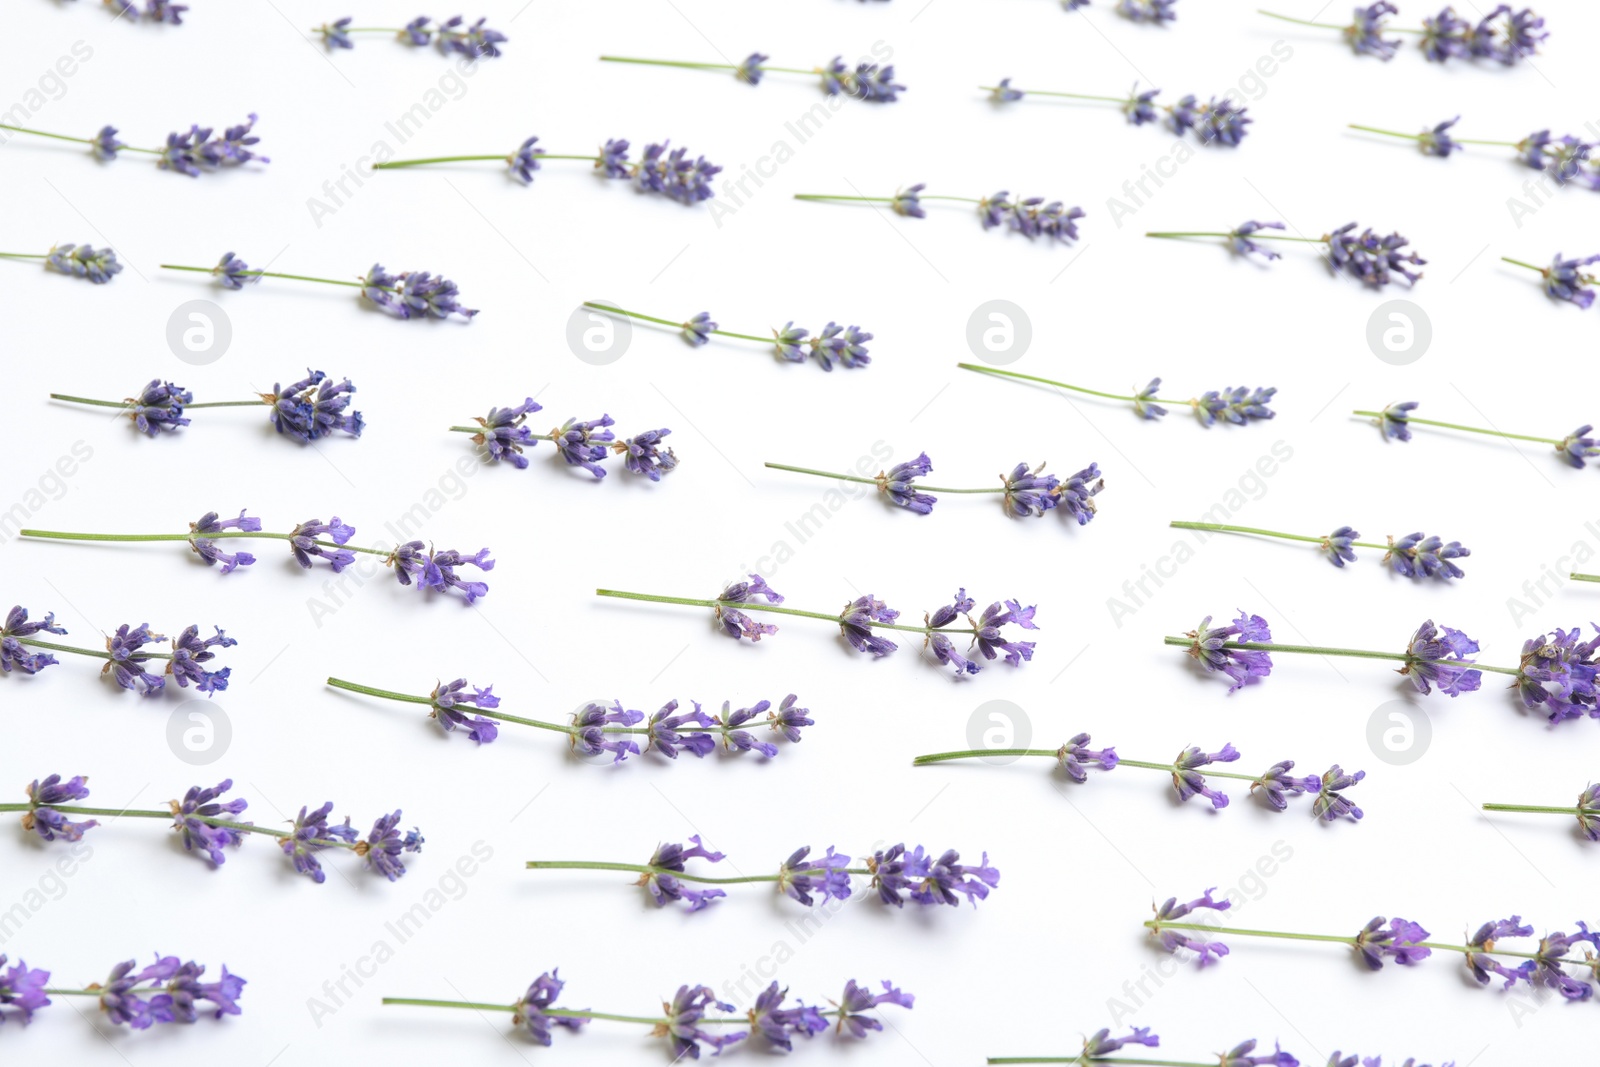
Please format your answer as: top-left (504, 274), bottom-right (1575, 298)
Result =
top-left (20, 510), bottom-right (493, 603)
top-left (1147, 892), bottom-right (1599, 1002)
top-left (1350, 120), bottom-right (1599, 188)
top-left (1147, 220), bottom-right (1426, 287)
top-left (385, 970), bottom-right (911, 1053)
top-left (916, 736), bottom-right (1365, 821)
top-left (960, 364), bottom-right (1277, 426)
top-left (1503, 253), bottom-right (1600, 308)
top-left (0, 952), bottom-right (246, 1030)
top-left (51, 371), bottom-right (364, 441)
top-left (4, 773), bottom-right (420, 883)
top-left (989, 1027), bottom-right (1446, 1067)
top-left (596, 579), bottom-right (1039, 676)
top-left (0, 242), bottom-right (124, 284)
top-left (95, 0), bottom-right (189, 24)
top-left (1169, 521), bottom-right (1469, 580)
top-left (1483, 784), bottom-right (1600, 843)
top-left (767, 455), bottom-right (1103, 523)
top-left (1354, 399), bottom-right (1599, 468)
top-left (2, 607), bottom-right (234, 697)
top-left (581, 303), bottom-right (873, 372)
top-left (0, 115), bottom-right (266, 175)
top-left (1260, 5), bottom-right (1547, 65)
top-left (160, 254), bottom-right (477, 320)
top-left (526, 837), bottom-right (999, 912)
top-left (986, 80), bottom-right (1249, 146)
top-left (371, 135), bottom-right (721, 203)
top-left (328, 677), bottom-right (812, 759)
top-left (452, 397), bottom-right (677, 481)
top-left (314, 15), bottom-right (506, 57)
top-left (599, 52), bottom-right (904, 102)
top-left (795, 185), bottom-right (1085, 242)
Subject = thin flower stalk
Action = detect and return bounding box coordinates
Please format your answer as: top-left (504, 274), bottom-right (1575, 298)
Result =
top-left (384, 969), bottom-right (912, 1052)
top-left (1258, 5), bottom-right (1547, 65)
top-left (1147, 220), bottom-right (1425, 287)
top-left (526, 837), bottom-right (998, 912)
top-left (0, 115), bottom-right (265, 176)
top-left (314, 16), bottom-right (506, 57)
top-left (1503, 253), bottom-right (1600, 308)
top-left (371, 135), bottom-right (720, 203)
top-left (0, 952), bottom-right (246, 1030)
top-left (959, 363), bottom-right (1276, 427)
top-left (766, 454), bottom-right (1103, 523)
top-left (915, 736), bottom-right (1366, 820)
top-left (4, 773), bottom-right (421, 883)
top-left (987, 1026), bottom-right (1441, 1067)
top-left (451, 397), bottom-right (676, 481)
top-left (51, 371), bottom-right (364, 442)
top-left (160, 253), bottom-right (477, 320)
top-left (327, 677), bottom-right (812, 760)
top-left (795, 185), bottom-right (1085, 242)
top-left (0, 242), bottom-right (124, 284)
top-left (1349, 119), bottom-right (1600, 189)
top-left (1483, 783), bottom-right (1600, 842)
top-left (598, 52), bottom-right (905, 102)
top-left (2, 605), bottom-right (234, 696)
top-left (1354, 399), bottom-right (1598, 467)
top-left (985, 79), bottom-right (1249, 146)
top-left (596, 579), bottom-right (1039, 676)
top-left (1168, 521), bottom-right (1470, 580)
top-left (582, 303), bottom-right (871, 372)
top-left (20, 510), bottom-right (493, 603)
top-left (1146, 888), bottom-right (1600, 1002)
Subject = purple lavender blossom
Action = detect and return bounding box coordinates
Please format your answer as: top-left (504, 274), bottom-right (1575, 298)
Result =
top-left (1326, 223), bottom-right (1426, 287)
top-left (266, 370), bottom-right (363, 442)
top-left (508, 136), bottom-right (543, 184)
top-left (820, 58), bottom-right (904, 103)
top-left (143, 1), bottom-right (189, 24)
top-left (280, 802), bottom-right (357, 883)
top-left (1056, 463), bottom-right (1104, 524)
top-left (643, 836), bottom-right (726, 911)
top-left (168, 625), bottom-right (236, 694)
top-left (1057, 732), bottom-right (1119, 782)
top-left (840, 595), bottom-right (900, 656)
top-left (474, 398), bottom-right (542, 467)
top-left (991, 78), bottom-right (1025, 102)
top-left (513, 970), bottom-right (586, 1045)
top-left (713, 699), bottom-right (779, 756)
top-left (868, 844), bottom-right (998, 908)
top-left (1462, 5), bottom-right (1546, 64)
top-left (892, 183), bottom-right (926, 218)
top-left (44, 242), bottom-right (123, 284)
top-left (157, 117), bottom-right (268, 177)
top-left (570, 701), bottom-right (644, 763)
top-left (749, 983), bottom-right (827, 1050)
top-left (975, 599), bottom-right (1038, 666)
top-left (1355, 917), bottom-right (1433, 969)
top-left (767, 694), bottom-right (812, 742)
top-left (879, 453), bottom-right (937, 514)
top-left (597, 138), bottom-right (631, 178)
top-left (1379, 400), bottom-right (1418, 441)
top-left (1171, 743), bottom-right (1241, 808)
top-left (552, 415), bottom-right (616, 478)
top-left (1321, 526), bottom-right (1359, 567)
top-left (716, 575), bottom-right (782, 642)
top-left (1528, 929), bottom-right (1597, 1000)
top-left (926, 589), bottom-right (979, 676)
top-left (104, 622), bottom-right (166, 695)
top-left (1134, 378), bottom-right (1168, 419)
top-left (1466, 917), bottom-right (1536, 987)
top-left (360, 811), bottom-right (423, 881)
top-left (98, 956), bottom-right (245, 1029)
top-left (1084, 1028), bottom-right (1160, 1056)
top-left (1221, 1039), bottom-right (1297, 1067)
top-left (1251, 761), bottom-right (1321, 811)
top-left (1401, 620), bottom-right (1482, 696)
top-left (431, 678), bottom-right (501, 742)
top-left (736, 53), bottom-right (767, 85)
top-left (213, 251), bottom-right (255, 289)
top-left (288, 517), bottom-right (357, 571)
top-left (1000, 462), bottom-right (1060, 519)
top-left (1228, 221), bottom-right (1285, 260)
top-left (2, 606), bottom-right (67, 675)
top-left (1578, 784), bottom-right (1600, 840)
top-left (171, 779), bottom-right (250, 865)
top-left (188, 510), bottom-right (260, 575)
top-left (1124, 84), bottom-right (1161, 125)
top-left (0, 955), bottom-right (50, 1023)
top-left (835, 980), bottom-right (914, 1038)
top-left (645, 699), bottom-right (718, 759)
top-left (664, 984), bottom-right (746, 1058)
top-left (1152, 888), bottom-right (1231, 962)
top-left (777, 846), bottom-right (853, 905)
top-left (1198, 98), bottom-right (1252, 146)
top-left (1194, 386), bottom-right (1277, 427)
top-left (618, 429), bottom-right (678, 480)
top-left (396, 270), bottom-right (479, 320)
top-left (22, 774), bottom-right (98, 841)
top-left (682, 311), bottom-right (716, 345)
top-left (633, 141), bottom-right (722, 203)
top-left (435, 16), bottom-right (508, 59)
top-left (1420, 8), bottom-right (1471, 61)
top-left (389, 544), bottom-right (494, 603)
top-left (317, 17), bottom-right (353, 48)
top-left (1185, 611), bottom-right (1273, 691)
top-left (1344, 3), bottom-right (1400, 60)
top-left (1385, 532), bottom-right (1469, 580)
top-left (1010, 197), bottom-right (1085, 242)
top-left (1542, 254), bottom-right (1600, 308)
top-left (1118, 0), bottom-right (1178, 22)
top-left (1311, 765), bottom-right (1366, 821)
top-left (771, 321), bottom-right (808, 362)
top-left (1419, 117), bottom-right (1462, 156)
top-left (1514, 627), bottom-right (1600, 723)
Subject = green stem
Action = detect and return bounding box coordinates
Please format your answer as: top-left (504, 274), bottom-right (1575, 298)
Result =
top-left (327, 677), bottom-right (577, 735)
top-left (1256, 10), bottom-right (1344, 30)
top-left (764, 462), bottom-right (1006, 494)
top-left (373, 155), bottom-right (507, 168)
top-left (160, 264), bottom-right (366, 289)
top-left (525, 859), bottom-right (872, 884)
top-left (982, 87), bottom-right (1126, 104)
top-left (49, 393), bottom-right (268, 410)
top-left (1147, 920), bottom-right (1559, 962)
top-left (595, 588), bottom-right (980, 637)
top-left (579, 301), bottom-right (774, 346)
top-left (1482, 803), bottom-right (1597, 816)
top-left (40, 988), bottom-right (99, 997)
top-left (1350, 410), bottom-right (1561, 446)
top-left (1169, 521), bottom-right (1326, 545)
top-left (20, 529), bottom-right (390, 557)
top-left (956, 363), bottom-right (1136, 403)
top-left (599, 55), bottom-right (736, 71)
top-left (0, 252), bottom-right (48, 260)
top-left (1348, 124), bottom-right (1422, 141)
top-left (1163, 635), bottom-right (1520, 676)
top-left (0, 124), bottom-right (161, 155)
top-left (1501, 256), bottom-right (1547, 274)
top-left (13, 637), bottom-right (169, 662)
top-left (915, 749), bottom-right (1059, 764)
top-left (381, 997), bottom-right (748, 1026)
top-left (990, 1059), bottom-right (1215, 1067)
top-left (1570, 573), bottom-right (1600, 584)
top-left (0, 803), bottom-right (293, 841)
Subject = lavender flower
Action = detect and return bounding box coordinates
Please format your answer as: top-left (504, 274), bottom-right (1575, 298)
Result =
top-left (1401, 620), bottom-right (1482, 696)
top-left (185, 510), bottom-right (260, 575)
top-left (0, 955), bottom-right (50, 1023)
top-left (570, 701), bottom-right (644, 763)
top-left (1419, 116), bottom-right (1461, 156)
top-left (1056, 463), bottom-right (1104, 524)
top-left (156, 117), bottom-right (268, 177)
top-left (892, 183), bottom-right (926, 217)
top-left (1221, 1040), bottom-right (1297, 1067)
top-left (644, 699), bottom-right (718, 759)
top-left (317, 17), bottom-right (353, 48)
top-left (1323, 526), bottom-right (1358, 567)
top-left (618, 429), bottom-right (677, 481)
top-left (171, 779), bottom-right (249, 865)
top-left (1466, 917), bottom-right (1535, 987)
top-left (1134, 378), bottom-right (1168, 419)
top-left (682, 311), bottom-right (716, 345)
top-left (1124, 84), bottom-right (1161, 125)
top-left (1354, 917), bottom-right (1432, 969)
top-left (396, 270), bottom-right (479, 320)
top-left (266, 370), bottom-right (364, 442)
top-left (868, 844), bottom-right (998, 907)
top-left (1251, 761), bottom-right (1320, 811)
top-left (2, 606), bottom-right (67, 675)
top-left (1194, 386), bottom-right (1276, 427)
top-left (44, 242), bottom-right (123, 284)
top-left (767, 693), bottom-right (812, 742)
top-left (98, 956), bottom-right (245, 1029)
top-left (22, 774), bottom-right (98, 841)
top-left (879, 453), bottom-right (937, 514)
top-left (1001, 462), bottom-right (1060, 519)
top-left (1185, 611), bottom-right (1273, 691)
top-left (1542, 253), bottom-right (1600, 308)
top-left (1228, 220), bottom-right (1285, 260)
top-left (509, 136), bottom-right (543, 183)
top-left (772, 322), bottom-right (808, 362)
top-left (735, 53), bottom-right (767, 85)
top-left (835, 980), bottom-right (914, 1038)
top-left (431, 678), bottom-right (501, 742)
top-left (1579, 784), bottom-right (1600, 840)
top-left (1326, 223), bottom-right (1426, 287)
top-left (777, 846), bottom-right (852, 905)
top-left (1118, 0), bottom-right (1178, 22)
top-left (975, 599), bottom-right (1038, 665)
top-left (991, 78), bottom-right (1025, 102)
top-left (926, 589), bottom-right (979, 676)
top-left (750, 983), bottom-right (827, 1050)
top-left (821, 58), bottom-right (905, 103)
top-left (89, 124), bottom-right (126, 160)
top-left (1384, 532), bottom-right (1469, 580)
top-left (840, 595), bottom-right (900, 656)
top-left (280, 802), bottom-right (357, 882)
top-left (597, 138), bottom-right (631, 178)
top-left (1171, 743), bottom-right (1241, 808)
top-left (1311, 765), bottom-right (1366, 822)
top-left (713, 699), bottom-right (778, 756)
top-left (168, 625), bottom-right (235, 693)
top-left (359, 811), bottom-right (423, 881)
top-left (1514, 627), bottom-right (1600, 723)
top-left (642, 836), bottom-right (726, 911)
top-left (552, 415), bottom-right (615, 478)
top-left (1084, 1028), bottom-right (1160, 1057)
top-left (104, 622), bottom-right (166, 695)
top-left (289, 517), bottom-right (357, 571)
top-left (1345, 3), bottom-right (1400, 60)
top-left (665, 984), bottom-right (746, 1058)
top-left (1379, 400), bottom-right (1417, 440)
top-left (716, 575), bottom-right (782, 642)
top-left (1528, 929), bottom-right (1598, 1000)
top-left (1057, 732), bottom-right (1119, 782)
top-left (434, 16), bottom-right (508, 59)
top-left (389, 543), bottom-right (494, 602)
top-left (1420, 7), bottom-right (1471, 60)
top-left (513, 971), bottom-right (586, 1045)
top-left (213, 251), bottom-right (255, 289)
top-left (1151, 888), bottom-right (1231, 962)
top-left (1198, 97), bottom-right (1252, 146)
top-left (633, 141), bottom-right (722, 203)
top-left (473, 397), bottom-right (542, 467)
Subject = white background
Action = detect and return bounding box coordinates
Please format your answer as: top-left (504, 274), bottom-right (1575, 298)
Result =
top-left (2, 0), bottom-right (1598, 1064)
